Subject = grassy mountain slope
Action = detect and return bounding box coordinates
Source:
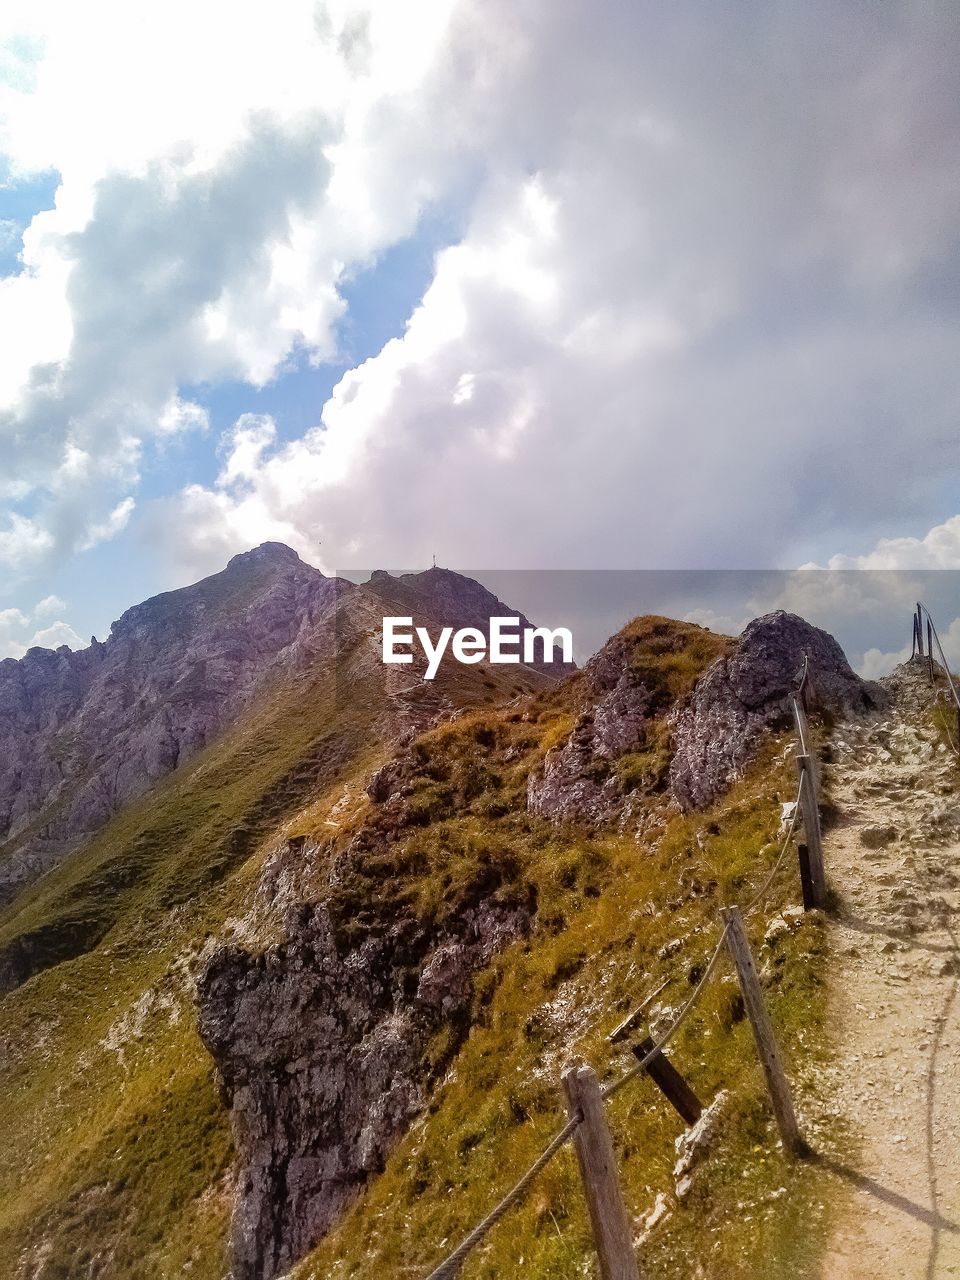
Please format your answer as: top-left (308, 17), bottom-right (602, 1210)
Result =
top-left (0, 593), bottom-right (545, 1279)
top-left (288, 619), bottom-right (833, 1279)
top-left (0, 609), bottom-right (839, 1280)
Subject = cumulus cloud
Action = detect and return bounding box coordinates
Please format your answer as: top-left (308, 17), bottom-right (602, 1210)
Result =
top-left (0, 0), bottom-right (464, 576)
top-left (0, 594), bottom-right (84, 657)
top-left (157, 397), bottom-right (209, 437)
top-left (4, 0), bottom-right (960, 593)
top-left (141, 1), bottom-right (960, 581)
top-left (78, 497), bottom-right (135, 552)
top-left (33, 592), bottom-right (65, 617)
top-left (813, 515), bottom-right (960, 570)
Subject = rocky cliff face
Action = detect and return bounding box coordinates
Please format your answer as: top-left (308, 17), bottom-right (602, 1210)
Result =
top-left (669, 609), bottom-right (885, 810)
top-left (527, 617), bottom-right (728, 828)
top-left (197, 831), bottom-right (532, 1280)
top-left (0, 544), bottom-right (342, 906)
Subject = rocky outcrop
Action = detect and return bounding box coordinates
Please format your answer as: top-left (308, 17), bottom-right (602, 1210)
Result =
top-left (197, 839), bottom-right (531, 1280)
top-left (0, 544), bottom-right (343, 906)
top-left (670, 610), bottom-right (885, 810)
top-left (527, 619), bottom-right (717, 827)
top-left (527, 639), bottom-right (656, 825)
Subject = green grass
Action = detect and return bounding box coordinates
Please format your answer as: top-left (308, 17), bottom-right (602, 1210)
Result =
top-left (294, 734), bottom-right (833, 1279)
top-left (0, 615), bottom-right (840, 1280)
top-left (0, 613), bottom-right (552, 1278)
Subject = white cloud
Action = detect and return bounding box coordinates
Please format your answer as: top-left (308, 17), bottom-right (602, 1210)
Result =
top-left (157, 396), bottom-right (209, 436)
top-left (681, 608), bottom-right (751, 637)
top-left (33, 593), bottom-right (65, 617)
top-left (0, 598), bottom-right (83, 657)
top-left (858, 642), bottom-right (913, 681)
top-left (77, 497), bottom-right (135, 552)
top-left (814, 515), bottom-right (960, 570)
top-left (217, 415), bottom-right (278, 487)
top-left (4, 1), bottom-right (960, 592)
top-left (0, 0), bottom-right (464, 578)
top-left (138, 2), bottom-right (960, 582)
top-left (0, 511), bottom-right (54, 568)
top-left (29, 619), bottom-right (84, 650)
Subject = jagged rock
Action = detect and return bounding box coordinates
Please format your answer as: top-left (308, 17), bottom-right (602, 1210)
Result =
top-left (526, 625), bottom-right (672, 826)
top-left (860, 823), bottom-right (897, 849)
top-left (366, 758), bottom-right (408, 803)
top-left (670, 611), bottom-right (885, 811)
top-left (673, 1089), bottom-right (730, 1198)
top-left (196, 877), bottom-right (531, 1280)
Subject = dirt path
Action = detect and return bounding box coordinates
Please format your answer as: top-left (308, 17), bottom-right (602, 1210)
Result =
top-left (818, 661), bottom-right (960, 1279)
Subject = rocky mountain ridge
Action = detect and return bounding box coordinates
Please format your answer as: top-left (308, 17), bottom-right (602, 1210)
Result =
top-left (0, 548), bottom-right (562, 910)
top-left (196, 607), bottom-right (881, 1280)
top-left (0, 570), bottom-right (889, 1280)
top-left (0, 544), bottom-right (339, 906)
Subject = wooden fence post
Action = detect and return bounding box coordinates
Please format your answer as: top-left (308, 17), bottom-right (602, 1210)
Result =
top-left (721, 907), bottom-right (807, 1157)
top-left (916, 605), bottom-right (925, 658)
top-left (796, 843), bottom-right (815, 911)
top-left (632, 1036), bottom-right (702, 1126)
top-left (792, 695), bottom-right (819, 798)
top-left (795, 755), bottom-right (825, 907)
top-left (562, 1063), bottom-right (641, 1280)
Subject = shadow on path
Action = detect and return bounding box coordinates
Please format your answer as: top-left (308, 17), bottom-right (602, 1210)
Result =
top-left (811, 1151), bottom-right (959, 1236)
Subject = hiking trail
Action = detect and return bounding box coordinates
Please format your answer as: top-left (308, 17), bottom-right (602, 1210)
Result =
top-left (818, 659), bottom-right (960, 1279)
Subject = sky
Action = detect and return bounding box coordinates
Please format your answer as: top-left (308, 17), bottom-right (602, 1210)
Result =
top-left (1, 1), bottom-right (960, 666)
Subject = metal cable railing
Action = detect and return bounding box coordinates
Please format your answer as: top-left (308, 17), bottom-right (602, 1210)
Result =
top-left (914, 602), bottom-right (960, 755)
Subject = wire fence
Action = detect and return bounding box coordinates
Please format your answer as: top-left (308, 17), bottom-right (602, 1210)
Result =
top-left (422, 659), bottom-right (822, 1279)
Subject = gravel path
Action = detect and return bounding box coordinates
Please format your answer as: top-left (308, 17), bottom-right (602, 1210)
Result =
top-left (818, 660), bottom-right (960, 1279)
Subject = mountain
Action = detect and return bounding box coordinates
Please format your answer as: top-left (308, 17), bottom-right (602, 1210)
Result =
top-left (195, 610), bottom-right (880, 1280)
top-left (0, 544), bottom-right (337, 908)
top-left (364, 566), bottom-right (577, 676)
top-left (0, 570), bottom-right (886, 1280)
top-left (0, 548), bottom-right (562, 918)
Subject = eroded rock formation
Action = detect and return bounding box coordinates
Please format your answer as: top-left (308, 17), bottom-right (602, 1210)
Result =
top-left (197, 841), bottom-right (531, 1280)
top-left (669, 609), bottom-right (885, 810)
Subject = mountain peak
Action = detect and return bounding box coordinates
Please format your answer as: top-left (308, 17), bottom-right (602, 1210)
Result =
top-left (226, 542), bottom-right (305, 571)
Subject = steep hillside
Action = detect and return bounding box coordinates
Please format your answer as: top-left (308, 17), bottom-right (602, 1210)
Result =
top-left (0, 549), bottom-right (564, 913)
top-left (0, 557), bottom-right (553, 1278)
top-left (197, 613), bottom-right (878, 1280)
top-left (0, 543), bottom-right (338, 906)
top-left (0, 592), bottom-right (885, 1280)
